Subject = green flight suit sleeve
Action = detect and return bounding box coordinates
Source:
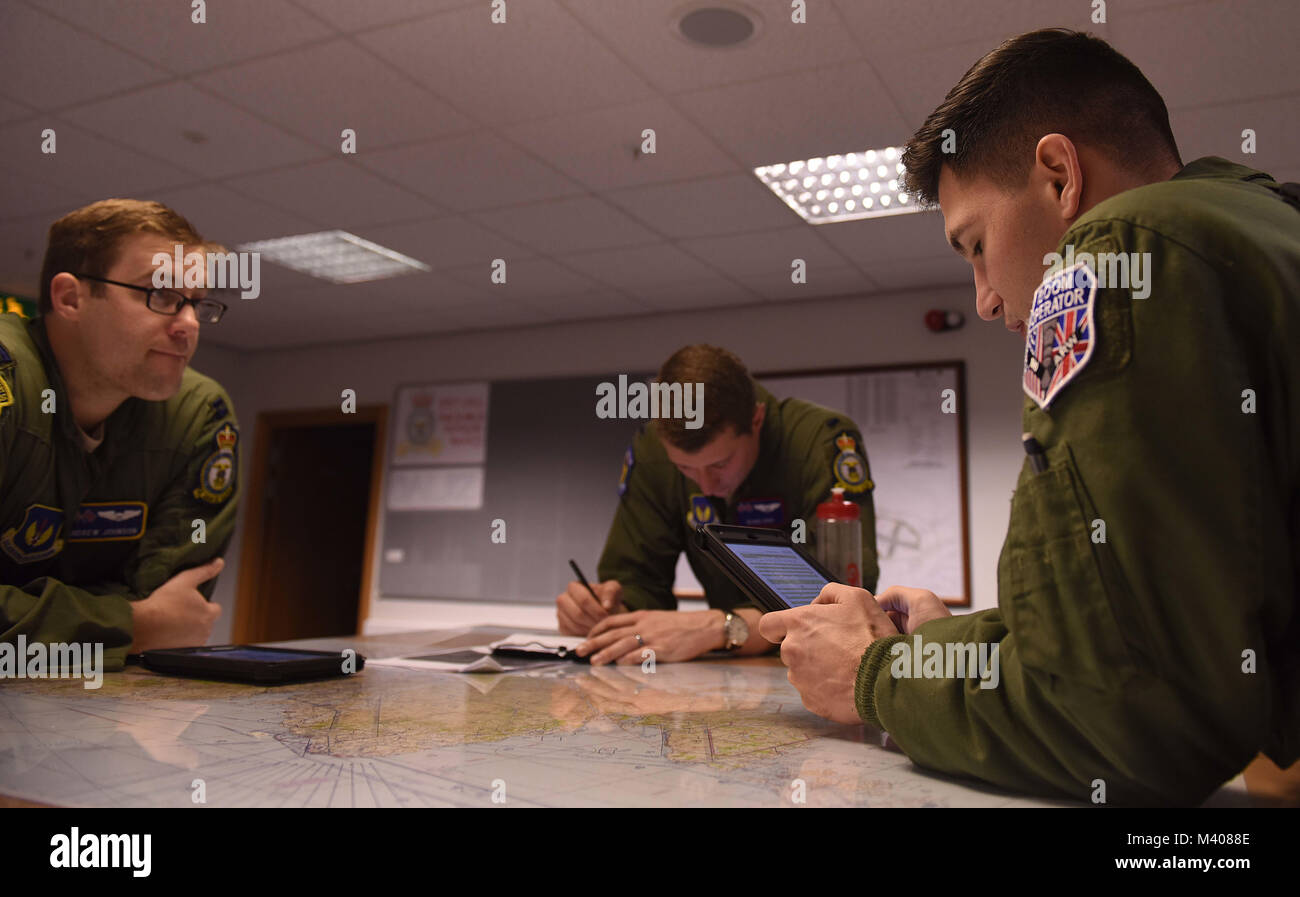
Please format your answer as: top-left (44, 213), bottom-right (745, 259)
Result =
top-left (596, 437), bottom-right (683, 611)
top-left (854, 222), bottom-right (1282, 806)
top-left (0, 379), bottom-right (136, 667)
top-left (126, 387), bottom-right (239, 600)
top-left (800, 425), bottom-right (879, 593)
top-left (0, 387), bottom-right (239, 672)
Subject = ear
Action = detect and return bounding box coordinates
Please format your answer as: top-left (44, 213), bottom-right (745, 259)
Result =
top-left (1034, 134), bottom-right (1084, 220)
top-left (751, 401), bottom-right (766, 432)
top-left (47, 272), bottom-right (85, 321)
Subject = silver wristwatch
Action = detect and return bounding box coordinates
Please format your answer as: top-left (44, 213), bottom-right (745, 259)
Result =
top-left (721, 611), bottom-right (748, 651)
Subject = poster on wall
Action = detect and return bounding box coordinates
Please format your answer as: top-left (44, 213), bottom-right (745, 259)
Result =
top-left (391, 382), bottom-right (489, 466)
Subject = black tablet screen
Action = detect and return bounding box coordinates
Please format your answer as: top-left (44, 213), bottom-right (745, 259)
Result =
top-left (728, 542), bottom-right (828, 608)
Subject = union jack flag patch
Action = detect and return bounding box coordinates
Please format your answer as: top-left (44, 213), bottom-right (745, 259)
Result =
top-left (1023, 262), bottom-right (1097, 409)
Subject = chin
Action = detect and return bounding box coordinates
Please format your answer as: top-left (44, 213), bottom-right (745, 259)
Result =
top-left (134, 377), bottom-right (185, 402)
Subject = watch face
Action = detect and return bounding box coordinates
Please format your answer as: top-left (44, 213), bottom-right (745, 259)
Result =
top-left (726, 613), bottom-right (749, 647)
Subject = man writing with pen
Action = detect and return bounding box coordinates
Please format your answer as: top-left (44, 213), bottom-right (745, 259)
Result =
top-left (555, 344), bottom-right (879, 666)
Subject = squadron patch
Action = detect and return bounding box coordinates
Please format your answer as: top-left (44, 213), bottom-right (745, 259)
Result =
top-left (1, 504), bottom-right (64, 564)
top-left (686, 493), bottom-right (717, 528)
top-left (832, 432), bottom-right (872, 493)
top-left (66, 501), bottom-right (148, 542)
top-left (1024, 262), bottom-right (1097, 409)
top-left (193, 423), bottom-right (238, 504)
top-left (617, 444), bottom-right (635, 497)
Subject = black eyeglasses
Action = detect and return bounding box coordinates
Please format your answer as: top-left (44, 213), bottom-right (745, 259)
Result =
top-left (73, 274), bottom-right (229, 324)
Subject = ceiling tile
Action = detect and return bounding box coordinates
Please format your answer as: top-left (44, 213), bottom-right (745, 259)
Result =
top-left (351, 217), bottom-right (535, 272)
top-left (194, 40), bottom-right (474, 151)
top-left (357, 1), bottom-right (656, 126)
top-left (440, 256), bottom-right (599, 301)
top-left (359, 132), bottom-right (585, 212)
top-left (622, 275), bottom-right (761, 311)
top-left (24, 0), bottom-right (334, 76)
top-left (472, 196), bottom-right (660, 254)
top-left (678, 225), bottom-right (851, 279)
top-left (527, 288), bottom-right (652, 322)
top-left (558, 242), bottom-right (723, 291)
top-left (60, 82), bottom-right (325, 179)
top-left (0, 4), bottom-right (168, 108)
top-left (227, 159), bottom-right (444, 228)
top-left (143, 182), bottom-right (324, 246)
top-left (676, 62), bottom-right (911, 167)
top-left (1112, 0), bottom-right (1300, 110)
top-left (0, 164), bottom-right (100, 224)
top-left (0, 215), bottom-right (56, 298)
top-left (735, 265), bottom-right (877, 303)
top-left (501, 97), bottom-right (737, 191)
top-left (563, 0), bottom-right (864, 94)
top-left (291, 0), bottom-right (473, 32)
top-left (815, 208), bottom-right (950, 266)
top-left (0, 117), bottom-right (198, 200)
top-left (0, 95), bottom-right (36, 126)
top-left (607, 174), bottom-right (798, 238)
top-left (864, 253), bottom-right (971, 291)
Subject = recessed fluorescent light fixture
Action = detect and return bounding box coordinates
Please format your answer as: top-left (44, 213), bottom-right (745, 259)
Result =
top-left (753, 147), bottom-right (920, 224)
top-left (235, 230), bottom-right (430, 284)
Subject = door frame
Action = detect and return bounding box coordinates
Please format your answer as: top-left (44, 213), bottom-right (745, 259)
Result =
top-left (232, 405), bottom-right (388, 642)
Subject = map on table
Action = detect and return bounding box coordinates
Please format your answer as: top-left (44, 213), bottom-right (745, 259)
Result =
top-left (0, 654), bottom-right (1067, 808)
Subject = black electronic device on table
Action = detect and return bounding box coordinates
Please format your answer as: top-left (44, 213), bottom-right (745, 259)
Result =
top-left (694, 523), bottom-right (835, 613)
top-left (140, 645), bottom-right (364, 684)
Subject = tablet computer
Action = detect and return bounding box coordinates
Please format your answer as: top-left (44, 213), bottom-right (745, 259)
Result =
top-left (141, 645), bottom-right (365, 684)
top-left (694, 523), bottom-right (835, 613)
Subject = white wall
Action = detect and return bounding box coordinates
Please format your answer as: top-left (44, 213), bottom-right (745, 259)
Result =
top-left (198, 285), bottom-right (1027, 641)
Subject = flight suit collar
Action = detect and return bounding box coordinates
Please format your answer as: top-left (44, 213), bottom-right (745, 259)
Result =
top-left (26, 316), bottom-right (140, 468)
top-left (1172, 156), bottom-right (1275, 186)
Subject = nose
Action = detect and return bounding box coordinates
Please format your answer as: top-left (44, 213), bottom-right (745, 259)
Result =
top-left (168, 302), bottom-right (200, 342)
top-left (972, 266), bottom-right (1003, 322)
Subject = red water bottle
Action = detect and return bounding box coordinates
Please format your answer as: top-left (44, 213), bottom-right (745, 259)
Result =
top-left (815, 487), bottom-right (862, 587)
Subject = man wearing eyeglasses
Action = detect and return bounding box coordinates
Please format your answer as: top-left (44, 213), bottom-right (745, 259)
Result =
top-left (0, 198), bottom-right (240, 673)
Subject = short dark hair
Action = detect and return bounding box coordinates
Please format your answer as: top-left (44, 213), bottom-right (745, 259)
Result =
top-left (901, 29), bottom-right (1181, 206)
top-left (39, 198), bottom-right (204, 314)
top-left (653, 344), bottom-right (756, 452)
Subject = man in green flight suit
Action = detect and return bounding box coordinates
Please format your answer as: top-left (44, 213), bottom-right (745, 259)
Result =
top-left (556, 344), bottom-right (879, 665)
top-left (1, 199), bottom-right (240, 675)
top-left (760, 28), bottom-right (1300, 805)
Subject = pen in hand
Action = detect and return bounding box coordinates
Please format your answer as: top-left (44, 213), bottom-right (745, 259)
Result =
top-left (568, 559), bottom-right (611, 612)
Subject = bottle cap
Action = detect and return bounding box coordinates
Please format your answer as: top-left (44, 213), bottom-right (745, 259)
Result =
top-left (816, 486), bottom-right (860, 520)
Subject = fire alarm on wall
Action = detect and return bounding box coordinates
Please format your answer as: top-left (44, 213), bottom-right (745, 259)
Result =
top-left (925, 310), bottom-right (965, 332)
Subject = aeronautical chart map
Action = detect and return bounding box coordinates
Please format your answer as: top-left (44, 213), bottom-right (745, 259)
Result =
top-left (1, 627), bottom-right (1080, 807)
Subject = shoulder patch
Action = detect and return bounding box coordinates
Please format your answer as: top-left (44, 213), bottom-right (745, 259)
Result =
top-left (1, 503), bottom-right (64, 564)
top-left (193, 423), bottom-right (238, 505)
top-left (617, 443), bottom-right (635, 497)
top-left (686, 493), bottom-right (717, 528)
top-left (1024, 261), bottom-right (1097, 409)
top-left (832, 432), bottom-right (872, 493)
top-left (209, 395), bottom-right (229, 422)
top-left (0, 374), bottom-right (12, 419)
